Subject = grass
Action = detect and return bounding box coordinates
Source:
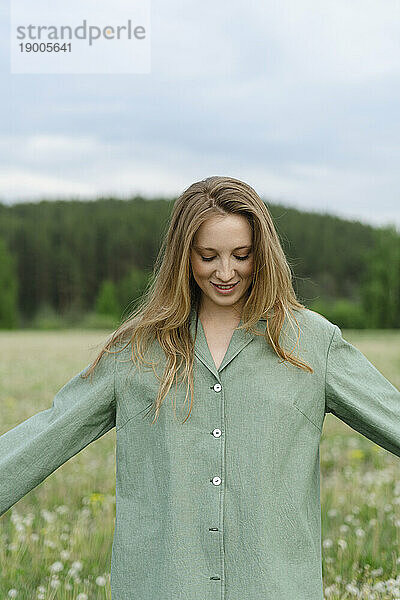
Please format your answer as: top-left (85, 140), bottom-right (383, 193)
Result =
top-left (0, 329), bottom-right (400, 599)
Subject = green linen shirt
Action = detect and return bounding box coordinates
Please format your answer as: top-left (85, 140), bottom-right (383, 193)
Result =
top-left (1, 307), bottom-right (400, 599)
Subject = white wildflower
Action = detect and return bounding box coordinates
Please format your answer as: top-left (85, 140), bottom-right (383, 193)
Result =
top-left (355, 527), bottom-right (365, 537)
top-left (50, 561), bottom-right (63, 573)
top-left (23, 513), bottom-right (34, 526)
top-left (374, 581), bottom-right (386, 592)
top-left (345, 583), bottom-right (359, 595)
top-left (40, 509), bottom-right (56, 523)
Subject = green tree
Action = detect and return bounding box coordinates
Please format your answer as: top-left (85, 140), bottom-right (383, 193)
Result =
top-left (0, 196), bottom-right (396, 329)
top-left (308, 297), bottom-right (366, 329)
top-left (0, 237), bottom-right (19, 328)
top-left (95, 280), bottom-right (120, 318)
top-left (117, 267), bottom-right (150, 317)
top-left (360, 225), bottom-right (400, 329)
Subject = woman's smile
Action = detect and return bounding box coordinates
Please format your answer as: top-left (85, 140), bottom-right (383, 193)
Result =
top-left (211, 281), bottom-right (239, 294)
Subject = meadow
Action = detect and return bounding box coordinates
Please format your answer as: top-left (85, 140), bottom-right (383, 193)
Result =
top-left (1, 328), bottom-right (400, 599)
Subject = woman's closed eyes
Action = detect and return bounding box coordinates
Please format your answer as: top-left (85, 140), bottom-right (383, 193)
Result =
top-left (201, 254), bottom-right (250, 262)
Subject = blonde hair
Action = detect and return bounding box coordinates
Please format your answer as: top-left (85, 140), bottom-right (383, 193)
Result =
top-left (82, 175), bottom-right (313, 424)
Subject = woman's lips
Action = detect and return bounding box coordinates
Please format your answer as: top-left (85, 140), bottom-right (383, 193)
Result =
top-left (211, 281), bottom-right (239, 293)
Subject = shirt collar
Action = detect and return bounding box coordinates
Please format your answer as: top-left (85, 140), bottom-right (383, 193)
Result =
top-left (189, 306), bottom-right (268, 378)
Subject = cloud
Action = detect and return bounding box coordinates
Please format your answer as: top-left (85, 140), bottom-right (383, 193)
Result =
top-left (0, 1), bottom-right (398, 230)
top-left (0, 167), bottom-right (94, 199)
top-left (0, 133), bottom-right (398, 232)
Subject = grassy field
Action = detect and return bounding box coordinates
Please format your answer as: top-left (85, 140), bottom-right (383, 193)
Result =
top-left (0, 329), bottom-right (400, 599)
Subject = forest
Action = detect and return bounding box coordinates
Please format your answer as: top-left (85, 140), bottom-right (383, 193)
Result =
top-left (0, 196), bottom-right (398, 330)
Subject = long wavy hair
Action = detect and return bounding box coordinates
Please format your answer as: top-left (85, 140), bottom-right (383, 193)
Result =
top-left (82, 175), bottom-right (313, 425)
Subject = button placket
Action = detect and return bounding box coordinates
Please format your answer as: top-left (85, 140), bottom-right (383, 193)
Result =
top-left (208, 380), bottom-right (225, 592)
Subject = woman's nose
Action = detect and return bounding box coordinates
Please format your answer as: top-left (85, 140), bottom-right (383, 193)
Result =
top-left (214, 262), bottom-right (235, 280)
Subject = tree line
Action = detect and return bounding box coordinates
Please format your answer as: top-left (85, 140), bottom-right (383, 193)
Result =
top-left (0, 196), bottom-right (398, 329)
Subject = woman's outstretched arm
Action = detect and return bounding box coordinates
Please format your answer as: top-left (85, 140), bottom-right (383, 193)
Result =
top-left (0, 349), bottom-right (116, 516)
top-left (325, 325), bottom-right (400, 457)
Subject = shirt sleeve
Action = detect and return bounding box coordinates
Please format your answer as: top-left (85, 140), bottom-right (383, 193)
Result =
top-left (325, 324), bottom-right (400, 457)
top-left (0, 349), bottom-right (116, 517)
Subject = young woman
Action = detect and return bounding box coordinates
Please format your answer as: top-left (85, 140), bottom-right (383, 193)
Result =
top-left (1, 175), bottom-right (399, 600)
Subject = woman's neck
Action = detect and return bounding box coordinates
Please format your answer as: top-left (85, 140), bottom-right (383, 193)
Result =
top-left (198, 305), bottom-right (242, 331)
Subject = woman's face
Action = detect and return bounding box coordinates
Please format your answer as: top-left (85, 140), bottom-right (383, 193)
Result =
top-left (190, 214), bottom-right (254, 315)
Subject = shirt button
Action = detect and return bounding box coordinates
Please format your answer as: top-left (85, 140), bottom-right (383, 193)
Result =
top-left (212, 476), bottom-right (222, 486)
top-left (212, 428), bottom-right (222, 438)
top-left (213, 383), bottom-right (222, 392)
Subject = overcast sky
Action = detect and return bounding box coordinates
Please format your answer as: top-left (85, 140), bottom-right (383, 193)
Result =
top-left (1, 1), bottom-right (399, 231)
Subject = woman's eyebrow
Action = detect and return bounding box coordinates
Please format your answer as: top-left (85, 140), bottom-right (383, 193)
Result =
top-left (194, 245), bottom-right (252, 251)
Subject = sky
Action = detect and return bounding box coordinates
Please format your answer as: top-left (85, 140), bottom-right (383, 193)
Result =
top-left (1, 0), bottom-right (399, 231)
